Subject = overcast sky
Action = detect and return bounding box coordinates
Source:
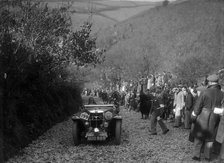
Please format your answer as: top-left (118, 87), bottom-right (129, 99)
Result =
top-left (108, 0), bottom-right (177, 2)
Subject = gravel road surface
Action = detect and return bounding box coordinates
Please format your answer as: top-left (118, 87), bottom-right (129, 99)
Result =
top-left (6, 96), bottom-right (219, 163)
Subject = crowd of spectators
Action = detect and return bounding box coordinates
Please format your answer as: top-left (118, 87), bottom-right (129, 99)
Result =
top-left (82, 73), bottom-right (224, 162)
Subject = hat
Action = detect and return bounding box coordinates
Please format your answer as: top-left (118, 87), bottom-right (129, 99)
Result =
top-left (207, 74), bottom-right (219, 82)
top-left (196, 85), bottom-right (207, 92)
top-left (178, 84), bottom-right (183, 87)
top-left (172, 87), bottom-right (178, 91)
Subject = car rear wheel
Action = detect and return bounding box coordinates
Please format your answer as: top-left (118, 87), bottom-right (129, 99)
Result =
top-left (72, 121), bottom-right (80, 145)
top-left (115, 120), bottom-right (121, 145)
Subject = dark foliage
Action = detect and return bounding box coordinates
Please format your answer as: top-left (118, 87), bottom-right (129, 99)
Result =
top-left (0, 1), bottom-right (104, 161)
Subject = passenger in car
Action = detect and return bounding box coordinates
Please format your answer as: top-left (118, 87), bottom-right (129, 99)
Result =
top-left (88, 97), bottom-right (97, 104)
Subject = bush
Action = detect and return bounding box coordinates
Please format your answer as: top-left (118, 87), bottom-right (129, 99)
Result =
top-left (0, 1), bottom-right (104, 161)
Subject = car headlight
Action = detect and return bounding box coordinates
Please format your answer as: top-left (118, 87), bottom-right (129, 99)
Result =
top-left (104, 111), bottom-right (113, 120)
top-left (80, 112), bottom-right (89, 120)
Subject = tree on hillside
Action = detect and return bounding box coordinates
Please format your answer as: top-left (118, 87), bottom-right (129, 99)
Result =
top-left (98, 37), bottom-right (162, 89)
top-left (134, 40), bottom-right (162, 81)
top-left (174, 56), bottom-right (212, 84)
top-left (0, 1), bottom-right (105, 90)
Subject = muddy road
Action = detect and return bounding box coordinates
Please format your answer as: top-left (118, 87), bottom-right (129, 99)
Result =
top-left (6, 96), bottom-right (217, 163)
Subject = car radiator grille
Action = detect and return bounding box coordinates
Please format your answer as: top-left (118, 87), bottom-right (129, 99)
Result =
top-left (89, 113), bottom-right (103, 128)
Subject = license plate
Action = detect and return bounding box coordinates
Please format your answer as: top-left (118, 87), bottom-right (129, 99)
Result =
top-left (80, 113), bottom-right (89, 120)
top-left (88, 137), bottom-right (106, 141)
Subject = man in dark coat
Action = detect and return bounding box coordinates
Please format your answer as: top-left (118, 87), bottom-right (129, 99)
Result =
top-left (160, 87), bottom-right (170, 120)
top-left (191, 74), bottom-right (224, 161)
top-left (139, 89), bottom-right (151, 119)
top-left (183, 87), bottom-right (194, 129)
top-left (150, 87), bottom-right (169, 135)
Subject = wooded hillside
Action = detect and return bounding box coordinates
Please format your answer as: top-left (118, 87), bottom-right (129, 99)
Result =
top-left (96, 0), bottom-right (224, 83)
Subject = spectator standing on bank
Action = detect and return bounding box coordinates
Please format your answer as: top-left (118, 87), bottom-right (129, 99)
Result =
top-left (191, 86), bottom-right (199, 105)
top-left (183, 87), bottom-right (194, 129)
top-left (191, 74), bottom-right (224, 161)
top-left (128, 92), bottom-right (137, 112)
top-left (125, 92), bottom-right (130, 109)
top-left (173, 85), bottom-right (185, 128)
top-left (139, 89), bottom-right (151, 119)
top-left (168, 87), bottom-right (178, 122)
top-left (188, 85), bottom-right (207, 143)
top-left (160, 86), bottom-right (170, 120)
top-left (120, 91), bottom-right (126, 106)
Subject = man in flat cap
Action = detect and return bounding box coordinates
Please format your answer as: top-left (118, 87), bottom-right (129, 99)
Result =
top-left (191, 74), bottom-right (224, 161)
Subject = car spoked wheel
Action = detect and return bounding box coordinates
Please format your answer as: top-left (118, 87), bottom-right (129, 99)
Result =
top-left (115, 120), bottom-right (122, 145)
top-left (72, 121), bottom-right (80, 145)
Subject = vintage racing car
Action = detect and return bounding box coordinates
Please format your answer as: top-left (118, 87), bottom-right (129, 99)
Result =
top-left (72, 104), bottom-right (122, 145)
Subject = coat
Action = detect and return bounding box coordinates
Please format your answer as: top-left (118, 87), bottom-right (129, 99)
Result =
top-left (216, 115), bottom-right (224, 143)
top-left (185, 92), bottom-right (194, 111)
top-left (139, 93), bottom-right (151, 115)
top-left (174, 91), bottom-right (185, 116)
top-left (192, 84), bottom-right (224, 141)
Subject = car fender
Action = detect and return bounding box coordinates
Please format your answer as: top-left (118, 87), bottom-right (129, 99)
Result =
top-left (72, 115), bottom-right (83, 124)
top-left (113, 115), bottom-right (122, 120)
top-left (72, 115), bottom-right (80, 120)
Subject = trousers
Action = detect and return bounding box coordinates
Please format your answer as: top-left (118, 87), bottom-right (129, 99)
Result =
top-left (184, 109), bottom-right (191, 129)
top-left (220, 142), bottom-right (224, 160)
top-left (151, 108), bottom-right (168, 134)
top-left (193, 138), bottom-right (213, 159)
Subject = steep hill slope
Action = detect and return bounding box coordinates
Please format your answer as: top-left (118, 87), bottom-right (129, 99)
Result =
top-left (97, 0), bottom-right (224, 81)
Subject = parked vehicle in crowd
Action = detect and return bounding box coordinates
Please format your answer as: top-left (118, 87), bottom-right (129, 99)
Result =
top-left (72, 104), bottom-right (122, 145)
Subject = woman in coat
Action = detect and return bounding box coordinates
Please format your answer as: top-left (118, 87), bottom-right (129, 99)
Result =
top-left (139, 90), bottom-right (151, 119)
top-left (191, 74), bottom-right (224, 161)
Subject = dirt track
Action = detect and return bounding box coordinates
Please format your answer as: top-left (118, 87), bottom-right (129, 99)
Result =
top-left (6, 96), bottom-right (219, 163)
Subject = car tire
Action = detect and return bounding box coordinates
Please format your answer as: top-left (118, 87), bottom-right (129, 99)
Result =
top-left (115, 120), bottom-right (121, 145)
top-left (72, 121), bottom-right (80, 145)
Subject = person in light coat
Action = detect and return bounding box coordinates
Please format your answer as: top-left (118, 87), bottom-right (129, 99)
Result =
top-left (173, 86), bottom-right (185, 128)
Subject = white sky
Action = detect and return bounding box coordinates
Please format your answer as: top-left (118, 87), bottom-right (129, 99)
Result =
top-left (107, 0), bottom-right (177, 2)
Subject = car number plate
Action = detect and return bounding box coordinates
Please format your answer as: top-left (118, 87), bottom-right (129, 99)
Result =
top-left (80, 113), bottom-right (89, 120)
top-left (88, 137), bottom-right (106, 141)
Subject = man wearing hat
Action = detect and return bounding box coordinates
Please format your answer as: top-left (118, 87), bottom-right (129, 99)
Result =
top-left (191, 74), bottom-right (224, 161)
top-left (149, 87), bottom-right (169, 135)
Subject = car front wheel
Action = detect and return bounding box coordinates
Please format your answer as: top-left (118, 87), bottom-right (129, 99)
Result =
top-left (72, 121), bottom-right (80, 145)
top-left (115, 120), bottom-right (121, 145)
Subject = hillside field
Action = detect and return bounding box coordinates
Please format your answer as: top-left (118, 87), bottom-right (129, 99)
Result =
top-left (44, 0), bottom-right (162, 32)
